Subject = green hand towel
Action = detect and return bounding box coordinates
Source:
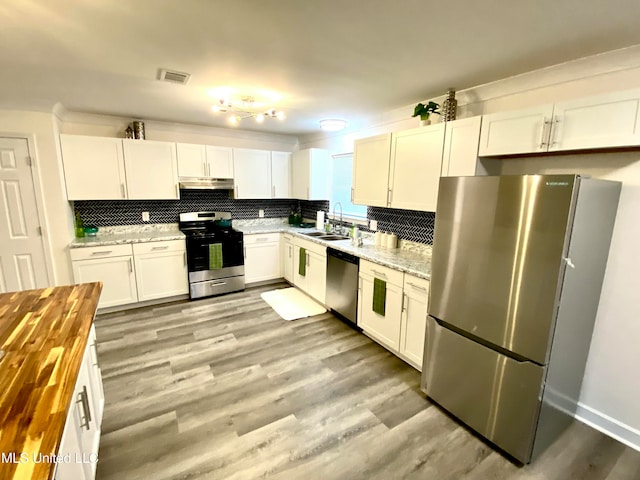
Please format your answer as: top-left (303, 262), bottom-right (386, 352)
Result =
top-left (298, 247), bottom-right (306, 276)
top-left (209, 243), bottom-right (223, 270)
top-left (373, 278), bottom-right (386, 316)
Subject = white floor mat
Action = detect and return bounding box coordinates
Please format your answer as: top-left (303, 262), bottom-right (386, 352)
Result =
top-left (260, 287), bottom-right (327, 321)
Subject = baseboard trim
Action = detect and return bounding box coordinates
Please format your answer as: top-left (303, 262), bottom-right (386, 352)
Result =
top-left (575, 402), bottom-right (640, 453)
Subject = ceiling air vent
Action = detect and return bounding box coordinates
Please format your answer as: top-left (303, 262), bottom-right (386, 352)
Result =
top-left (158, 69), bottom-right (191, 85)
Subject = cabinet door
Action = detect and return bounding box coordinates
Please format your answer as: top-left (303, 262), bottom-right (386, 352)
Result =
top-left (60, 135), bottom-right (126, 200)
top-left (72, 256), bottom-right (138, 308)
top-left (291, 149), bottom-right (310, 199)
top-left (134, 251), bottom-right (188, 301)
top-left (389, 124), bottom-right (445, 212)
top-left (281, 236), bottom-right (294, 283)
top-left (400, 276), bottom-right (429, 370)
top-left (206, 145), bottom-right (234, 178)
top-left (442, 116), bottom-right (482, 177)
top-left (550, 89), bottom-right (640, 151)
top-left (352, 134), bottom-right (391, 207)
top-left (233, 148), bottom-right (271, 199)
top-left (478, 104), bottom-right (554, 156)
top-left (244, 239), bottom-right (281, 283)
top-left (306, 250), bottom-right (327, 304)
top-left (176, 143), bottom-right (206, 177)
top-left (123, 140), bottom-right (179, 199)
top-left (358, 273), bottom-right (403, 351)
top-left (271, 151), bottom-right (291, 198)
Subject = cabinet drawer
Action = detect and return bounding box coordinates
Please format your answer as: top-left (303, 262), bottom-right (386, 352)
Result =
top-left (403, 274), bottom-right (430, 295)
top-left (70, 244), bottom-right (133, 261)
top-left (244, 233), bottom-right (280, 245)
top-left (133, 239), bottom-right (186, 255)
top-left (293, 236), bottom-right (326, 257)
top-left (359, 259), bottom-right (403, 287)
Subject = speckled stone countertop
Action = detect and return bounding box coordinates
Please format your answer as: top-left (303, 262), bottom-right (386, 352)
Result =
top-left (69, 224), bottom-right (184, 248)
top-left (236, 224), bottom-right (432, 280)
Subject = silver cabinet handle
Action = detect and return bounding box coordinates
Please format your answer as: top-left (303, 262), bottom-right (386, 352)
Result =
top-left (91, 250), bottom-right (112, 256)
top-left (235, 185), bottom-right (238, 198)
top-left (387, 189), bottom-right (392, 205)
top-left (406, 281), bottom-right (427, 292)
top-left (151, 245), bottom-right (169, 250)
top-left (288, 245), bottom-right (292, 258)
top-left (176, 184), bottom-right (180, 197)
top-left (539, 118), bottom-right (552, 149)
top-left (372, 269), bottom-right (387, 278)
top-left (243, 247), bottom-right (246, 258)
top-left (129, 258), bottom-right (133, 273)
top-left (351, 187), bottom-right (354, 202)
top-left (76, 386), bottom-right (92, 430)
top-left (203, 160), bottom-right (208, 177)
top-left (550, 117), bottom-right (561, 147)
top-left (183, 251), bottom-right (187, 266)
top-left (402, 293), bottom-right (407, 313)
top-left (306, 252), bottom-right (310, 266)
top-left (256, 237), bottom-right (269, 242)
top-left (90, 342), bottom-right (99, 367)
top-left (121, 183), bottom-right (126, 198)
top-left (272, 185), bottom-right (275, 197)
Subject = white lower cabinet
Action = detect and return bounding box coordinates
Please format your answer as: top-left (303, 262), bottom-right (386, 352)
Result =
top-left (358, 260), bottom-right (429, 370)
top-left (71, 245), bottom-right (138, 309)
top-left (71, 240), bottom-right (188, 309)
top-left (292, 237), bottom-right (326, 304)
top-left (244, 233), bottom-right (282, 283)
top-left (358, 260), bottom-right (404, 351)
top-left (133, 240), bottom-right (188, 301)
top-left (399, 275), bottom-right (430, 370)
top-left (281, 234), bottom-right (294, 283)
top-left (55, 327), bottom-right (103, 480)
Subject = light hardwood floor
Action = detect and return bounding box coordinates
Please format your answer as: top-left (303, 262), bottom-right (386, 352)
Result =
top-left (94, 283), bottom-right (640, 480)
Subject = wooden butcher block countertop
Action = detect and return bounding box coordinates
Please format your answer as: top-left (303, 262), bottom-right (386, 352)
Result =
top-left (0, 282), bottom-right (102, 480)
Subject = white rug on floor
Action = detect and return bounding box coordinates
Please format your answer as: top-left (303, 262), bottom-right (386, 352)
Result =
top-left (260, 287), bottom-right (327, 321)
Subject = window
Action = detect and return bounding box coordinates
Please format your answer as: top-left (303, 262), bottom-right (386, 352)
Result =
top-left (329, 153), bottom-right (367, 223)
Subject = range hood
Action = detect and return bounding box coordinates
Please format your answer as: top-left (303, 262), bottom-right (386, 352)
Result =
top-left (178, 177), bottom-right (234, 190)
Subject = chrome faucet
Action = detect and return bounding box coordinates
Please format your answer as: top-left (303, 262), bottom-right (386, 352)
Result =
top-left (332, 202), bottom-right (343, 234)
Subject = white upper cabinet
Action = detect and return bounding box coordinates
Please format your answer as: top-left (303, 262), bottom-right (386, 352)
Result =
top-left (441, 116), bottom-right (483, 177)
top-left (60, 134), bottom-right (127, 200)
top-left (233, 148), bottom-right (272, 199)
top-left (479, 88), bottom-right (640, 156)
top-left (123, 139), bottom-right (179, 199)
top-left (271, 151), bottom-right (291, 198)
top-left (206, 145), bottom-right (234, 178)
top-left (352, 134), bottom-right (391, 207)
top-left (176, 143), bottom-right (207, 177)
top-left (549, 89), bottom-right (640, 151)
top-left (478, 104), bottom-right (554, 156)
top-left (389, 124), bottom-right (445, 212)
top-left (291, 148), bottom-right (330, 200)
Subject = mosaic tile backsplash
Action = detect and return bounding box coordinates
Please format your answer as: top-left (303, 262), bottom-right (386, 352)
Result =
top-left (73, 190), bottom-right (329, 226)
top-left (74, 190), bottom-right (436, 245)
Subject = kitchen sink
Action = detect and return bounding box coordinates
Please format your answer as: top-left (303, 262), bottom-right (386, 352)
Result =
top-left (302, 231), bottom-right (327, 237)
top-left (317, 235), bottom-right (350, 241)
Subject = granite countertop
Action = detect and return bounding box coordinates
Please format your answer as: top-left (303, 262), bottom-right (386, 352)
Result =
top-left (70, 224), bottom-right (184, 248)
top-left (0, 283), bottom-right (102, 480)
top-left (237, 224), bottom-right (432, 280)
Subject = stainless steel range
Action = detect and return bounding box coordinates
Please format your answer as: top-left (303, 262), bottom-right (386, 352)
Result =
top-left (179, 211), bottom-right (245, 299)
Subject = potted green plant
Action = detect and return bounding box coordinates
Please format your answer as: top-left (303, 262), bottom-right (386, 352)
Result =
top-left (412, 101), bottom-right (440, 126)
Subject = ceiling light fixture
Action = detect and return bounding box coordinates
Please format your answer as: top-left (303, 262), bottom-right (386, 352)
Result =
top-left (212, 96), bottom-right (285, 126)
top-left (319, 119), bottom-right (347, 131)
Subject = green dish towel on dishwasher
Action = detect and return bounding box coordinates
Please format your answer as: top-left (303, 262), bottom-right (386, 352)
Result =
top-left (209, 243), bottom-right (223, 270)
top-left (298, 247), bottom-right (306, 276)
top-left (372, 278), bottom-right (386, 316)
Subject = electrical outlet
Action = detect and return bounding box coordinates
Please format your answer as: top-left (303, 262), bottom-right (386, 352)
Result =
top-left (258, 209), bottom-right (265, 218)
top-left (369, 220), bottom-right (378, 231)
top-left (142, 211), bottom-right (150, 222)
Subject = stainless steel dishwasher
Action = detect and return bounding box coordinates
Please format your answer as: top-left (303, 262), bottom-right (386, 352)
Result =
top-left (325, 247), bottom-right (360, 326)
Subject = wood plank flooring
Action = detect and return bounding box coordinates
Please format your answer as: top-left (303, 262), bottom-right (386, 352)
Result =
top-left (94, 283), bottom-right (640, 480)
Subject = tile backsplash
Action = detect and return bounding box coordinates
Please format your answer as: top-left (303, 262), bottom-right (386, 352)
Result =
top-left (73, 190), bottom-right (328, 226)
top-left (74, 190), bottom-right (435, 245)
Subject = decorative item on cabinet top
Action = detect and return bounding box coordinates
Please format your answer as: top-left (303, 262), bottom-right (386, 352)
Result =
top-left (412, 101), bottom-right (440, 126)
top-left (441, 89), bottom-right (457, 122)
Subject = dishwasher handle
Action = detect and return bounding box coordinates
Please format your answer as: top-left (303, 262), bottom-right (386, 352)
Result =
top-left (327, 247), bottom-right (359, 265)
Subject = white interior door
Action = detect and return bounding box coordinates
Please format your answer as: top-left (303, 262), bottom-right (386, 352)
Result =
top-left (0, 137), bottom-right (49, 293)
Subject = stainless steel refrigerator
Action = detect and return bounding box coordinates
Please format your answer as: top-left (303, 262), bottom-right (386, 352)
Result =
top-left (421, 174), bottom-right (621, 463)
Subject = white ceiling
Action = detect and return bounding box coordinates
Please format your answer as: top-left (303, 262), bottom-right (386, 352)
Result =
top-left (2, 0), bottom-right (640, 135)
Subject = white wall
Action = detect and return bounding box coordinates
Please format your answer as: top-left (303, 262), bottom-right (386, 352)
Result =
top-left (0, 109), bottom-right (75, 285)
top-left (300, 47), bottom-right (640, 450)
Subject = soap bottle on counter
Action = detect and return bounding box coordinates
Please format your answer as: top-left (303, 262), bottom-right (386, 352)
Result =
top-left (75, 212), bottom-right (85, 238)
